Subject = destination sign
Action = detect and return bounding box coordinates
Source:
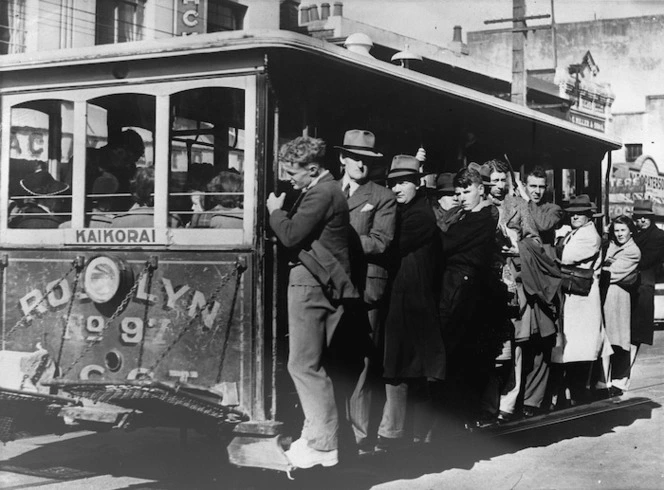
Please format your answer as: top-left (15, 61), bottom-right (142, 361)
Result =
top-left (66, 228), bottom-right (168, 246)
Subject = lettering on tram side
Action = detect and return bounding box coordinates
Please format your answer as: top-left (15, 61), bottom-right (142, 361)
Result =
top-left (72, 228), bottom-right (157, 245)
top-left (17, 275), bottom-right (226, 342)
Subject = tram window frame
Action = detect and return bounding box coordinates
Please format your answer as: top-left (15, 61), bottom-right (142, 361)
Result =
top-left (0, 76), bottom-right (256, 248)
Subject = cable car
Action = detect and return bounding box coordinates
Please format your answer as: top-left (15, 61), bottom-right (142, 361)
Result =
top-left (0, 29), bottom-right (620, 471)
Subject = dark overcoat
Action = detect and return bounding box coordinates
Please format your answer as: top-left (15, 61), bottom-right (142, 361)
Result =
top-left (382, 191), bottom-right (445, 380)
top-left (632, 222), bottom-right (664, 345)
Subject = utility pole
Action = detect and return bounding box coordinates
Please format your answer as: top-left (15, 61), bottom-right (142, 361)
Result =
top-left (484, 0), bottom-right (552, 106)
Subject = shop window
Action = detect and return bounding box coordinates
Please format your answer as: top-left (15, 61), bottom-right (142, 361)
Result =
top-left (625, 143), bottom-right (643, 163)
top-left (169, 87), bottom-right (245, 230)
top-left (8, 100), bottom-right (73, 228)
top-left (207, 0), bottom-right (247, 32)
top-left (96, 0), bottom-right (145, 45)
top-left (0, 0), bottom-right (26, 54)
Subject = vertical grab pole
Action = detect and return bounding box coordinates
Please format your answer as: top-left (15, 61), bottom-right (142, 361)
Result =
top-left (604, 151), bottom-right (612, 227)
top-left (271, 100), bottom-right (280, 421)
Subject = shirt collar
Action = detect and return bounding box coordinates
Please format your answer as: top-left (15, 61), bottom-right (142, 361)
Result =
top-left (341, 173), bottom-right (360, 196)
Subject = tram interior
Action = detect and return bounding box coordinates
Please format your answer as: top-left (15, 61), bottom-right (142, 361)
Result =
top-left (7, 88), bottom-right (246, 231)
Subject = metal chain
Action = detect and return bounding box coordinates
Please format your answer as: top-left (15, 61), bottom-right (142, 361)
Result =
top-left (215, 269), bottom-right (244, 383)
top-left (55, 267), bottom-right (82, 369)
top-left (58, 261), bottom-right (153, 378)
top-left (145, 262), bottom-right (245, 374)
top-left (3, 261), bottom-right (79, 342)
top-left (136, 264), bottom-right (155, 370)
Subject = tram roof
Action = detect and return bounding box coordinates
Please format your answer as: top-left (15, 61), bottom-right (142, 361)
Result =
top-left (0, 29), bottom-right (620, 150)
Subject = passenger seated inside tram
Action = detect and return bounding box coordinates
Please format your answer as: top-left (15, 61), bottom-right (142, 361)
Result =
top-left (9, 169), bottom-right (70, 229)
top-left (189, 170), bottom-right (243, 229)
top-left (60, 171), bottom-right (119, 228)
top-left (110, 167), bottom-right (181, 228)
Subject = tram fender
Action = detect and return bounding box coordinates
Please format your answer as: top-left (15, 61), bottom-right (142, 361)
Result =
top-left (227, 421), bottom-right (291, 472)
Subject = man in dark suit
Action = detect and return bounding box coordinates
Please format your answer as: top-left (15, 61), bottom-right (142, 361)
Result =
top-left (267, 136), bottom-right (355, 469)
top-left (335, 129), bottom-right (396, 451)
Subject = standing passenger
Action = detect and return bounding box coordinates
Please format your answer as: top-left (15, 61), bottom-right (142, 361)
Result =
top-left (377, 155), bottom-right (444, 450)
top-left (551, 195), bottom-right (604, 407)
top-left (600, 215), bottom-right (640, 395)
top-left (439, 167), bottom-right (497, 427)
top-left (629, 200), bottom-right (664, 389)
top-left (267, 136), bottom-right (356, 469)
top-left (335, 130), bottom-right (397, 452)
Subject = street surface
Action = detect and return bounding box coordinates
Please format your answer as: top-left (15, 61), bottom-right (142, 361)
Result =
top-left (1, 331), bottom-right (664, 490)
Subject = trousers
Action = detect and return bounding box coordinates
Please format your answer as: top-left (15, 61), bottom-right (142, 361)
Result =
top-left (287, 267), bottom-right (343, 451)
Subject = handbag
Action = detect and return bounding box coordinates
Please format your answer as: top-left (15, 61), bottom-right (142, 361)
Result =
top-left (617, 269), bottom-right (640, 290)
top-left (559, 264), bottom-right (595, 296)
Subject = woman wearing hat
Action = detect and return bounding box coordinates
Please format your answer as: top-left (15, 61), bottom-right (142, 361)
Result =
top-left (376, 154), bottom-right (445, 449)
top-left (599, 215), bottom-right (641, 395)
top-left (550, 195), bottom-right (605, 407)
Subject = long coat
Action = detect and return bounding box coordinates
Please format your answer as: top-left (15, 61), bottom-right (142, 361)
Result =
top-left (382, 192), bottom-right (445, 380)
top-left (602, 239), bottom-right (641, 351)
top-left (552, 221), bottom-right (605, 363)
top-left (632, 223), bottom-right (664, 345)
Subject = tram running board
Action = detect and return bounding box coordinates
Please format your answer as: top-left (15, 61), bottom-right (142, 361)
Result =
top-left (227, 421), bottom-right (292, 473)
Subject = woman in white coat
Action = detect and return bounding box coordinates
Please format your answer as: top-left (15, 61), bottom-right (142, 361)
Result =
top-left (600, 215), bottom-right (641, 395)
top-left (551, 195), bottom-right (604, 407)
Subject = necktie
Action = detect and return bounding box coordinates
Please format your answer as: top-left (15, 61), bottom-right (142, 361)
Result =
top-left (343, 184), bottom-right (351, 199)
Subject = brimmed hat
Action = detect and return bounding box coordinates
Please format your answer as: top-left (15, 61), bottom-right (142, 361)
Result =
top-left (334, 129), bottom-right (383, 158)
top-left (20, 171), bottom-right (69, 196)
top-left (467, 162), bottom-right (491, 184)
top-left (632, 199), bottom-right (654, 217)
top-left (564, 194), bottom-right (596, 214)
top-left (386, 155), bottom-right (424, 183)
top-left (435, 173), bottom-right (455, 195)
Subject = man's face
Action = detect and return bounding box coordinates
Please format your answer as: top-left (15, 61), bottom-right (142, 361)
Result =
top-left (283, 162), bottom-right (314, 190)
top-left (456, 183), bottom-right (484, 211)
top-left (635, 215), bottom-right (651, 231)
top-left (438, 194), bottom-right (458, 211)
top-left (341, 154), bottom-right (369, 182)
top-left (489, 171), bottom-right (508, 199)
top-left (391, 180), bottom-right (418, 204)
top-left (526, 176), bottom-right (547, 204)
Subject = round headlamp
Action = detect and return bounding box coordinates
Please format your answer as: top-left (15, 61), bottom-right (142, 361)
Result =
top-left (84, 256), bottom-right (130, 304)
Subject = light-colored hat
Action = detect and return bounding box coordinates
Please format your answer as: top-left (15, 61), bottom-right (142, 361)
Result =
top-left (334, 129), bottom-right (383, 158)
top-left (386, 155), bottom-right (424, 182)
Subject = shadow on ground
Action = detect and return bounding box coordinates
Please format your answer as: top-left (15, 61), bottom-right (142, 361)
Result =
top-left (0, 397), bottom-right (659, 490)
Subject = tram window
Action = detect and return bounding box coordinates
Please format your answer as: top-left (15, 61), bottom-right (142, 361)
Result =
top-left (8, 100), bottom-right (73, 229)
top-left (562, 169), bottom-right (577, 201)
top-left (84, 94), bottom-right (155, 227)
top-left (169, 87), bottom-right (245, 230)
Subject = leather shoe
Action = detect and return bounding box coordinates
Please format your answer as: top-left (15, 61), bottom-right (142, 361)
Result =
top-left (375, 435), bottom-right (409, 452)
top-left (608, 386), bottom-right (624, 398)
top-left (522, 405), bottom-right (537, 418)
top-left (497, 410), bottom-right (514, 423)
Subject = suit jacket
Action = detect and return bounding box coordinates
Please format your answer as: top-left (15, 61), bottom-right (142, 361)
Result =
top-left (270, 173), bottom-right (354, 298)
top-left (342, 179), bottom-right (396, 304)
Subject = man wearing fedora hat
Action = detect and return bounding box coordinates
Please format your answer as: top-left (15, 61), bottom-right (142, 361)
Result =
top-left (335, 129), bottom-right (397, 452)
top-left (10, 170), bottom-right (70, 229)
top-left (375, 154), bottom-right (445, 449)
top-left (627, 199), bottom-right (664, 388)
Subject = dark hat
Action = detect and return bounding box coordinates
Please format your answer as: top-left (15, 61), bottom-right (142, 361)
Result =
top-left (564, 194), bottom-right (596, 214)
top-left (632, 199), bottom-right (654, 217)
top-left (334, 129), bottom-right (383, 158)
top-left (386, 154), bottom-right (424, 182)
top-left (435, 172), bottom-right (455, 195)
top-left (20, 171), bottom-right (69, 196)
top-left (110, 129), bottom-right (145, 157)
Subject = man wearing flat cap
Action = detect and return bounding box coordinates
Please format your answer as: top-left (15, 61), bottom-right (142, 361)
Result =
top-left (335, 129), bottom-right (397, 452)
top-left (10, 170), bottom-right (70, 229)
top-left (627, 200), bottom-right (664, 389)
